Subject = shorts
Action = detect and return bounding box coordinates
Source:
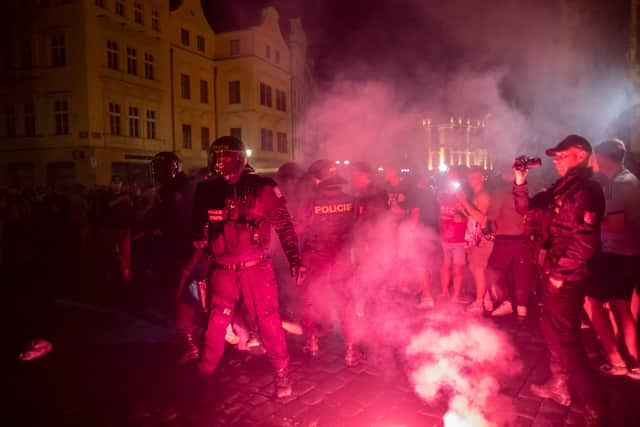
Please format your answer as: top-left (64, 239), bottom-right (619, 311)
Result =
top-left (441, 241), bottom-right (466, 266)
top-left (468, 240), bottom-right (494, 271)
top-left (588, 253), bottom-right (640, 302)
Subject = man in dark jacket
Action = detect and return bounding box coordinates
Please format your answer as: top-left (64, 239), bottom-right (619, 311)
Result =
top-left (189, 136), bottom-right (303, 399)
top-left (513, 135), bottom-right (604, 425)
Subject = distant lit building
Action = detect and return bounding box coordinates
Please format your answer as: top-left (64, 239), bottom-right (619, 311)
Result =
top-left (421, 117), bottom-right (490, 172)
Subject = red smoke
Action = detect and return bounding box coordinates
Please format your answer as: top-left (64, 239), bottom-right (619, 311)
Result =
top-left (405, 308), bottom-right (522, 426)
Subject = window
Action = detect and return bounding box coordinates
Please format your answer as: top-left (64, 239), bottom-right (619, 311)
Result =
top-left (277, 132), bottom-right (288, 153)
top-left (275, 50), bottom-right (280, 65)
top-left (144, 53), bottom-right (154, 79)
top-left (21, 40), bottom-right (32, 68)
top-left (134, 2), bottom-right (143, 24)
top-left (181, 29), bottom-right (190, 46)
top-left (109, 103), bottom-right (121, 135)
top-left (107, 40), bottom-right (119, 70)
top-left (126, 47), bottom-right (137, 75)
top-left (260, 83), bottom-right (272, 107)
top-left (115, 0), bottom-right (125, 17)
top-left (5, 105), bottom-right (16, 137)
top-left (180, 74), bottom-right (190, 99)
top-left (54, 100), bottom-right (69, 135)
top-left (146, 110), bottom-right (156, 139)
top-left (128, 106), bottom-right (139, 137)
top-left (201, 127), bottom-right (210, 150)
top-left (51, 34), bottom-right (66, 67)
top-left (95, 0), bottom-right (105, 8)
top-left (230, 39), bottom-right (240, 56)
top-left (265, 45), bottom-right (271, 59)
top-left (197, 36), bottom-right (205, 52)
top-left (182, 124), bottom-right (192, 149)
top-left (24, 103), bottom-right (36, 137)
top-left (200, 80), bottom-right (209, 103)
top-left (276, 89), bottom-right (287, 112)
top-left (230, 127), bottom-right (242, 141)
top-left (151, 9), bottom-right (160, 31)
top-left (260, 128), bottom-right (273, 151)
top-left (229, 81), bottom-right (240, 104)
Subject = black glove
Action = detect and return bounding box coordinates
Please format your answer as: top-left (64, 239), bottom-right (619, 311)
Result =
top-left (291, 265), bottom-right (307, 287)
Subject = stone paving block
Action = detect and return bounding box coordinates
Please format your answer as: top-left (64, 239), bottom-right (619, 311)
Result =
top-left (315, 374), bottom-right (349, 394)
top-left (291, 380), bottom-right (317, 397)
top-left (300, 388), bottom-right (329, 406)
top-left (538, 399), bottom-right (569, 417)
top-left (245, 400), bottom-right (285, 420)
top-left (336, 398), bottom-right (366, 418)
top-left (514, 396), bottom-right (542, 418)
top-left (244, 392), bottom-right (271, 407)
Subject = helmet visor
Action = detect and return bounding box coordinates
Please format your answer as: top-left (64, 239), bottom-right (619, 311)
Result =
top-left (211, 149), bottom-right (246, 180)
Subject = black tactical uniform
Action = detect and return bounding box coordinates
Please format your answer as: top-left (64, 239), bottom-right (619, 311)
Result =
top-left (299, 160), bottom-right (358, 364)
top-left (189, 136), bottom-right (301, 398)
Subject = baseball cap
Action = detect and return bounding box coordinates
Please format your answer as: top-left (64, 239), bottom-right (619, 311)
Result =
top-left (594, 139), bottom-right (626, 162)
top-left (545, 134), bottom-right (592, 157)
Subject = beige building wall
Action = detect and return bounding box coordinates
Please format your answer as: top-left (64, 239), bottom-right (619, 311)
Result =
top-left (168, 0), bottom-right (215, 174)
top-left (214, 7), bottom-right (294, 172)
top-left (0, 0), bottom-right (174, 187)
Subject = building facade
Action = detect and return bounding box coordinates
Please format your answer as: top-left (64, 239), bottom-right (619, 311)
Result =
top-left (0, 0), bottom-right (314, 186)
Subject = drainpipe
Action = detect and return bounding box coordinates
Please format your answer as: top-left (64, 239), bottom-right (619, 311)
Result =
top-left (170, 47), bottom-right (176, 152)
top-left (213, 66), bottom-right (218, 138)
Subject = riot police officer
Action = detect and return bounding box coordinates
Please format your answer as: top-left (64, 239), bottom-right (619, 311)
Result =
top-left (149, 152), bottom-right (195, 321)
top-left (300, 160), bottom-right (361, 366)
top-left (189, 136), bottom-right (303, 398)
top-left (513, 135), bottom-right (604, 425)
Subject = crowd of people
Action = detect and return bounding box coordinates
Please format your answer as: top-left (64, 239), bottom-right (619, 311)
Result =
top-left (3, 133), bottom-right (640, 426)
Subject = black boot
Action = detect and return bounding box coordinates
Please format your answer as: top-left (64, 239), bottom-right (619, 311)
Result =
top-left (274, 367), bottom-right (292, 398)
top-left (176, 333), bottom-right (199, 364)
top-left (529, 375), bottom-right (571, 406)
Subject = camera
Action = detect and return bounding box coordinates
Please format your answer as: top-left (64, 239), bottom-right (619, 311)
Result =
top-left (450, 180), bottom-right (461, 190)
top-left (513, 156), bottom-right (542, 171)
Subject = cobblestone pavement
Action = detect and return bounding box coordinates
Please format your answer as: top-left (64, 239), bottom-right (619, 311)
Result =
top-left (9, 298), bottom-right (640, 427)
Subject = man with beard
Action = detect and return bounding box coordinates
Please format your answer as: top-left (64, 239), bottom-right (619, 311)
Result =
top-left (514, 135), bottom-right (604, 425)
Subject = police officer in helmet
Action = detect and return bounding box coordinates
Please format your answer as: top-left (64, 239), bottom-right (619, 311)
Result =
top-left (189, 136), bottom-right (303, 398)
top-left (300, 159), bottom-right (361, 366)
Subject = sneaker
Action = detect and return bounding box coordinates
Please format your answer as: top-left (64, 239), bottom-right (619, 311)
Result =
top-left (467, 300), bottom-right (484, 314)
top-left (417, 297), bottom-right (435, 309)
top-left (18, 338), bottom-right (53, 361)
top-left (516, 305), bottom-right (527, 318)
top-left (491, 301), bottom-right (513, 317)
top-left (627, 367), bottom-right (640, 380)
top-left (303, 335), bottom-right (319, 356)
top-left (225, 324), bottom-right (240, 345)
top-left (274, 367), bottom-right (292, 398)
top-left (246, 332), bottom-right (262, 349)
top-left (529, 376), bottom-right (571, 406)
top-left (345, 343), bottom-right (363, 367)
top-left (483, 293), bottom-right (494, 312)
top-left (599, 363), bottom-right (628, 376)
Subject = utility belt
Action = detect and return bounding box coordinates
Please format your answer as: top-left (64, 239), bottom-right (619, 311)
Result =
top-left (212, 255), bottom-right (266, 271)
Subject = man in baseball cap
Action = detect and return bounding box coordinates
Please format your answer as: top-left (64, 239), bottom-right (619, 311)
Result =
top-left (545, 134), bottom-right (592, 178)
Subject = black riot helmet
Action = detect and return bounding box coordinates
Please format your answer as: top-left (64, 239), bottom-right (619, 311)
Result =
top-left (151, 151), bottom-right (183, 186)
top-left (307, 159), bottom-right (347, 186)
top-left (208, 136), bottom-right (248, 183)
